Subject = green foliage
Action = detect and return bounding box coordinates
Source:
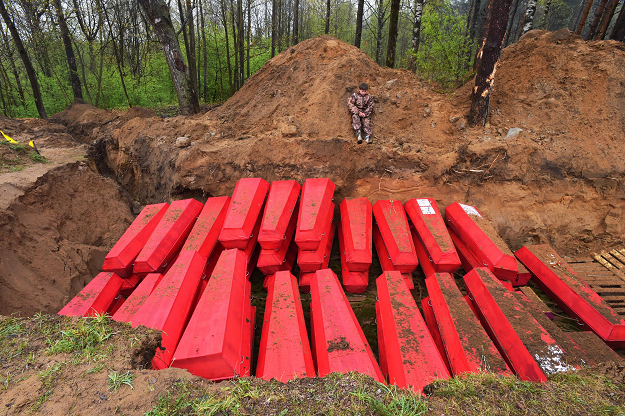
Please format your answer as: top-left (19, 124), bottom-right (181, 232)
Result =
top-left (414, 0), bottom-right (473, 88)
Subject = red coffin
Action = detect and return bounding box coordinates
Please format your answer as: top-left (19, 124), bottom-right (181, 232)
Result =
top-left (339, 198), bottom-right (372, 272)
top-left (445, 202), bottom-right (517, 280)
top-left (219, 178), bottom-right (270, 249)
top-left (295, 178), bottom-right (335, 251)
top-left (413, 227), bottom-right (436, 278)
top-left (298, 203), bottom-right (335, 272)
top-left (102, 203), bottom-right (169, 277)
top-left (463, 268), bottom-right (549, 381)
top-left (425, 273), bottom-right (510, 376)
top-left (310, 269), bottom-right (383, 382)
top-left (119, 273), bottom-right (143, 297)
top-left (258, 180), bottom-right (301, 250)
top-left (58, 272), bottom-right (124, 317)
top-left (420, 297), bottom-right (452, 375)
top-left (180, 196), bottom-right (230, 258)
top-left (338, 219), bottom-right (368, 293)
top-left (256, 271), bottom-right (315, 381)
top-left (372, 200), bottom-right (418, 273)
top-left (172, 249), bottom-right (252, 379)
top-left (257, 201), bottom-right (299, 275)
top-left (262, 241), bottom-right (298, 289)
top-left (376, 271), bottom-right (450, 393)
top-left (134, 199), bottom-right (203, 274)
top-left (405, 198), bottom-right (460, 273)
top-left (516, 245), bottom-right (625, 348)
top-left (131, 250), bottom-right (206, 369)
top-left (299, 222), bottom-right (335, 293)
top-left (373, 223), bottom-right (413, 290)
top-left (112, 273), bottom-right (163, 323)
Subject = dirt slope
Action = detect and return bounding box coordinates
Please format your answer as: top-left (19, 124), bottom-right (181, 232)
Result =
top-left (0, 117), bottom-right (135, 316)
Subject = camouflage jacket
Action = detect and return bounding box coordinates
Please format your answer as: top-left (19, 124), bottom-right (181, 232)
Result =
top-left (348, 92), bottom-right (374, 117)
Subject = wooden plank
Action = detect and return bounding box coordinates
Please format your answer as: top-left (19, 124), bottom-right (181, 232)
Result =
top-left (592, 288), bottom-right (625, 295)
top-left (563, 257), bottom-right (593, 264)
top-left (603, 252), bottom-right (625, 273)
top-left (610, 250), bottom-right (625, 265)
top-left (592, 253), bottom-right (625, 284)
top-left (570, 263), bottom-right (615, 272)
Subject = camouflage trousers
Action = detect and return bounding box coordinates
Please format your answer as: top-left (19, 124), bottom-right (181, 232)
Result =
top-left (352, 114), bottom-right (372, 136)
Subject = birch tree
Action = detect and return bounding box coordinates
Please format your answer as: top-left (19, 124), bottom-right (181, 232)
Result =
top-left (519, 0), bottom-right (537, 37)
top-left (409, 0), bottom-right (423, 72)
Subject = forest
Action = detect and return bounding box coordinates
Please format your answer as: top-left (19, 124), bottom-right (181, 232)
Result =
top-left (0, 0), bottom-right (623, 119)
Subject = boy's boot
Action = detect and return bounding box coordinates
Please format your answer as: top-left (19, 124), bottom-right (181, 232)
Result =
top-left (364, 135), bottom-right (371, 144)
top-left (356, 131), bottom-right (362, 144)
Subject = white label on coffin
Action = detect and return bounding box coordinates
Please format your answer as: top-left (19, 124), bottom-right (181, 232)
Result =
top-left (417, 199), bottom-right (435, 215)
top-left (459, 203), bottom-right (482, 218)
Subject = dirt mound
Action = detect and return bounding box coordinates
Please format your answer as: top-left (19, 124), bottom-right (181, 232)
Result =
top-left (214, 36), bottom-right (445, 144)
top-left (455, 29), bottom-right (625, 176)
top-left (0, 163), bottom-right (134, 316)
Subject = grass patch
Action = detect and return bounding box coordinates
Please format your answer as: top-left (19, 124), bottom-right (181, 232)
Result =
top-left (10, 144), bottom-right (26, 153)
top-left (426, 372), bottom-right (625, 415)
top-left (46, 313), bottom-right (116, 357)
top-left (108, 370), bottom-right (135, 391)
top-left (29, 152), bottom-right (46, 163)
top-left (147, 373), bottom-right (426, 416)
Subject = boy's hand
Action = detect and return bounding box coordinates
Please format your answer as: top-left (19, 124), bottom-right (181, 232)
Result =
top-left (359, 112), bottom-right (365, 118)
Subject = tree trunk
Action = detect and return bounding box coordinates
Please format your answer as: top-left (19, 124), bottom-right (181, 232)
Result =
top-left (246, 0), bottom-right (251, 77)
top-left (293, 0), bottom-right (300, 44)
top-left (587, 0), bottom-right (609, 39)
top-left (354, 0), bottom-right (364, 47)
top-left (504, 0), bottom-right (520, 45)
top-left (186, 0), bottom-right (198, 95)
top-left (610, 3), bottom-right (625, 40)
top-left (595, 0), bottom-right (619, 39)
top-left (325, 0), bottom-right (330, 34)
top-left (238, 0), bottom-right (244, 87)
top-left (0, 20), bottom-right (25, 105)
top-left (570, 0), bottom-right (585, 30)
top-left (519, 0), bottom-right (537, 38)
top-left (375, 0), bottom-right (386, 65)
top-left (576, 0), bottom-right (594, 34)
top-left (72, 38), bottom-right (93, 103)
top-left (229, 0), bottom-right (239, 90)
top-left (469, 0), bottom-right (514, 127)
top-left (465, 0), bottom-right (483, 62)
top-left (200, 0), bottom-right (208, 101)
top-left (0, 0), bottom-right (46, 118)
top-left (271, 0), bottom-right (277, 56)
top-left (408, 0), bottom-right (423, 72)
top-left (138, 0), bottom-right (198, 114)
top-left (220, 0), bottom-right (234, 95)
top-left (101, 0), bottom-right (132, 108)
top-left (385, 0), bottom-right (401, 67)
top-left (52, 0), bottom-right (83, 101)
top-left (539, 0), bottom-right (553, 29)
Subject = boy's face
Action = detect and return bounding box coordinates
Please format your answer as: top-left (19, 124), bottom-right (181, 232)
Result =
top-left (359, 89), bottom-right (368, 96)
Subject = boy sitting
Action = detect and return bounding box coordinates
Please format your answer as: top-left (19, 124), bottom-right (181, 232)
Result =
top-left (348, 83), bottom-right (374, 144)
